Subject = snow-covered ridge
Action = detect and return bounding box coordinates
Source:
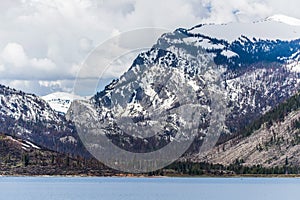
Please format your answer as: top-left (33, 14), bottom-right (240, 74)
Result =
top-left (188, 14), bottom-right (300, 42)
top-left (42, 92), bottom-right (84, 114)
top-left (267, 14), bottom-right (300, 26)
top-left (0, 84), bottom-right (60, 122)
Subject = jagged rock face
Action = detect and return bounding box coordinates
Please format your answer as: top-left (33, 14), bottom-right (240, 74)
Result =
top-left (92, 58), bottom-right (211, 153)
top-left (69, 19), bottom-right (300, 156)
top-left (0, 85), bottom-right (87, 157)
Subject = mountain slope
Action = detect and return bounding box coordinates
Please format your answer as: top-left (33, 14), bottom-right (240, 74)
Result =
top-left (192, 92), bottom-right (300, 168)
top-left (0, 133), bottom-right (110, 176)
top-left (0, 84), bottom-right (88, 157)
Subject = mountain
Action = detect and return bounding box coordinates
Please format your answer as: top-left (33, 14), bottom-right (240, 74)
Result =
top-left (42, 92), bottom-right (84, 114)
top-left (68, 15), bottom-right (300, 168)
top-left (0, 84), bottom-right (88, 157)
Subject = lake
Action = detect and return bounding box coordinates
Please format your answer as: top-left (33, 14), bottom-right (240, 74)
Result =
top-left (0, 177), bottom-right (299, 200)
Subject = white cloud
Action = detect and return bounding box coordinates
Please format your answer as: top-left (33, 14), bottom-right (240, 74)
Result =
top-left (199, 0), bottom-right (272, 23)
top-left (0, 79), bottom-right (51, 95)
top-left (264, 0), bottom-right (300, 19)
top-left (38, 80), bottom-right (65, 91)
top-left (1, 43), bottom-right (28, 67)
top-left (30, 58), bottom-right (56, 71)
top-left (0, 42), bottom-right (58, 79)
top-left (0, 79), bottom-right (75, 96)
top-left (0, 0), bottom-right (300, 95)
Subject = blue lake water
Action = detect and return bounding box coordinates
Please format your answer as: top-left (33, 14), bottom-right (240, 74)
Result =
top-left (0, 177), bottom-right (300, 200)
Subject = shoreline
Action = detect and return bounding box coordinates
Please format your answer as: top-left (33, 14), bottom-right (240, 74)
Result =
top-left (1, 174), bottom-right (300, 178)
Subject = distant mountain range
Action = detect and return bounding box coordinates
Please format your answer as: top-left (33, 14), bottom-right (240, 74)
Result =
top-left (2, 15), bottom-right (300, 171)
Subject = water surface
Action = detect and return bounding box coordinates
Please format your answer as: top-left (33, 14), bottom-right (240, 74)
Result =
top-left (0, 177), bottom-right (299, 200)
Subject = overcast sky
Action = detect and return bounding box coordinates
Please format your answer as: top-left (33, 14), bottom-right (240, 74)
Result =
top-left (0, 0), bottom-right (299, 96)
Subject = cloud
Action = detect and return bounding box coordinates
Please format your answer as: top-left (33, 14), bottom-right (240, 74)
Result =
top-left (2, 43), bottom-right (56, 71)
top-left (264, 0), bottom-right (300, 19)
top-left (195, 0), bottom-right (272, 23)
top-left (0, 42), bottom-right (59, 80)
top-left (30, 58), bottom-right (56, 71)
top-left (2, 43), bottom-right (28, 67)
top-left (38, 80), bottom-right (73, 93)
top-left (0, 79), bottom-right (75, 96)
top-left (0, 0), bottom-right (299, 95)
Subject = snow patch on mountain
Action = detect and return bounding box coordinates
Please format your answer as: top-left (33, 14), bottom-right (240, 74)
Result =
top-left (42, 92), bottom-right (84, 114)
top-left (59, 136), bottom-right (77, 144)
top-left (6, 136), bottom-right (41, 151)
top-left (285, 61), bottom-right (300, 73)
top-left (221, 50), bottom-right (238, 58)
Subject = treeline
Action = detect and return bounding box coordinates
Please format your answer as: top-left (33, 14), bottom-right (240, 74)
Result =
top-left (219, 91), bottom-right (300, 145)
top-left (151, 160), bottom-right (300, 176)
top-left (241, 91), bottom-right (300, 137)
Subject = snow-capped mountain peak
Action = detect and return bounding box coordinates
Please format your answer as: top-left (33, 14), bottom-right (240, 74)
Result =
top-left (267, 14), bottom-right (300, 26)
top-left (42, 92), bottom-right (84, 114)
top-left (187, 15), bottom-right (300, 42)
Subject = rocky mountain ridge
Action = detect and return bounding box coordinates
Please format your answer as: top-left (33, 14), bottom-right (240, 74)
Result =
top-left (68, 16), bottom-right (300, 164)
